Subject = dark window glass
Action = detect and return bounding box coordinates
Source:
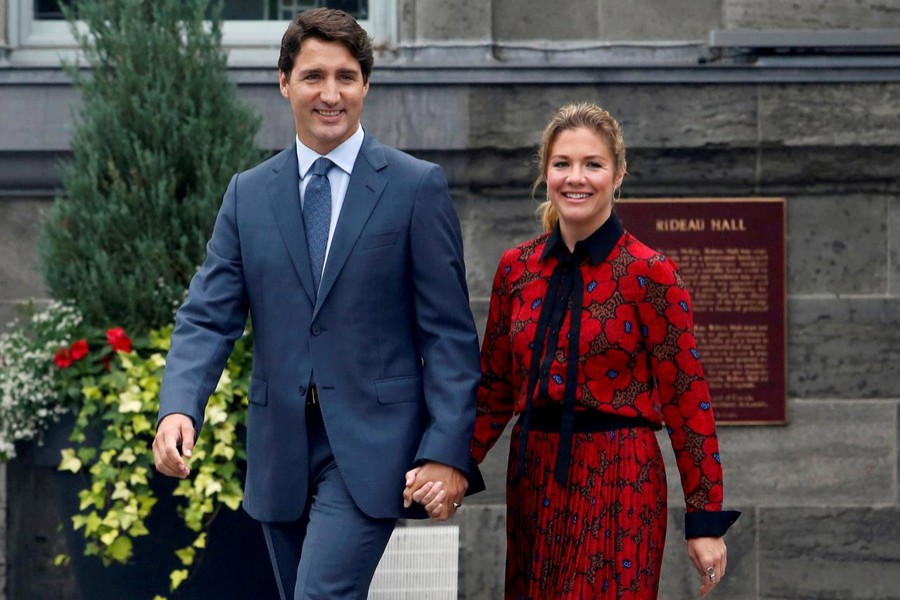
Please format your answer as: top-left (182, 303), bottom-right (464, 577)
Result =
top-left (35, 0), bottom-right (73, 20)
top-left (36, 0), bottom-right (368, 21)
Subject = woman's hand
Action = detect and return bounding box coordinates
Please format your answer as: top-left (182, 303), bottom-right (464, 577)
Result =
top-left (687, 536), bottom-right (727, 597)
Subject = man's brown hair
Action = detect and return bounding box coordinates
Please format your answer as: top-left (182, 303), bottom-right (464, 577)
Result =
top-left (278, 8), bottom-right (374, 83)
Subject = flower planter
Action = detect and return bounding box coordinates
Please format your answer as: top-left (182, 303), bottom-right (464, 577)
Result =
top-left (7, 417), bottom-right (279, 599)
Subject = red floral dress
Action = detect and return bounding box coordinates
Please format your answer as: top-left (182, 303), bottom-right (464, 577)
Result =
top-left (472, 214), bottom-right (738, 600)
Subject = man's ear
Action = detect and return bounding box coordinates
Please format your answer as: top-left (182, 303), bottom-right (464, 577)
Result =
top-left (278, 71), bottom-right (290, 99)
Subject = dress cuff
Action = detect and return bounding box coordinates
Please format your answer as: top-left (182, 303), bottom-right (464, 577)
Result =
top-left (684, 510), bottom-right (741, 539)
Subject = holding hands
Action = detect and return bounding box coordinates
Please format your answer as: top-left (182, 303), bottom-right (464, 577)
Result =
top-left (403, 462), bottom-right (467, 520)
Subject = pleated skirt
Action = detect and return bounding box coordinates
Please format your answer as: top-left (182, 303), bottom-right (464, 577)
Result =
top-left (505, 422), bottom-right (668, 600)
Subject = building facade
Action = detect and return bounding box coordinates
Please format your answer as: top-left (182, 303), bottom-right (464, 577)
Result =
top-left (2, 0), bottom-right (899, 598)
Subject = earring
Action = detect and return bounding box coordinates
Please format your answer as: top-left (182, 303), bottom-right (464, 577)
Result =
top-left (613, 187), bottom-right (621, 204)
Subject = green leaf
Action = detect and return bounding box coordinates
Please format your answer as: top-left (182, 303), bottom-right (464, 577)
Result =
top-left (107, 535), bottom-right (133, 564)
top-left (58, 449), bottom-right (83, 473)
top-left (175, 546), bottom-right (195, 566)
top-left (118, 390), bottom-right (143, 413)
top-left (53, 554), bottom-right (71, 567)
top-left (170, 569), bottom-right (189, 591)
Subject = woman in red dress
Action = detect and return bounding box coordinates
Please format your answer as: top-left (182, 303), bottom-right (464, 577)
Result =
top-left (468, 102), bottom-right (739, 599)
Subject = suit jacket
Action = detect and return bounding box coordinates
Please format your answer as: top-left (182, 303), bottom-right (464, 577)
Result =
top-left (159, 133), bottom-right (482, 522)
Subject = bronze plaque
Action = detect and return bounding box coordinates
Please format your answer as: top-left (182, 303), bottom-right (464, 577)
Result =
top-left (616, 198), bottom-right (786, 424)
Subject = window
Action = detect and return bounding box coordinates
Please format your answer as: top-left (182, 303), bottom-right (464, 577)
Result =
top-left (34, 0), bottom-right (369, 22)
top-left (10, 0), bottom-right (394, 64)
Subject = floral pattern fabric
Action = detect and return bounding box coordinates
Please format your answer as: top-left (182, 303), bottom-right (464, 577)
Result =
top-left (473, 217), bottom-right (729, 598)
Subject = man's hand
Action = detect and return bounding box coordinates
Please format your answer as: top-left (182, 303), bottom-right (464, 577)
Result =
top-left (152, 413), bottom-right (195, 478)
top-left (403, 462), bottom-right (468, 521)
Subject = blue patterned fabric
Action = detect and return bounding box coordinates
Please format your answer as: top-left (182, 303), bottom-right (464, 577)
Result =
top-left (303, 157), bottom-right (334, 292)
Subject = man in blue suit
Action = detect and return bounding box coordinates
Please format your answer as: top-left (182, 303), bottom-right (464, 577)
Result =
top-left (152, 8), bottom-right (482, 598)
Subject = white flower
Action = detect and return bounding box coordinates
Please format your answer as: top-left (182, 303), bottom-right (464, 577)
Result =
top-left (0, 301), bottom-right (84, 460)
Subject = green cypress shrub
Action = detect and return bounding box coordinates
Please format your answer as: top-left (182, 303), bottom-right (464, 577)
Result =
top-left (40, 0), bottom-right (262, 332)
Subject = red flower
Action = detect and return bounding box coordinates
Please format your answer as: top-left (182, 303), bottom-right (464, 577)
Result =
top-left (517, 280), bottom-right (548, 322)
top-left (54, 347), bottom-right (73, 369)
top-left (604, 304), bottom-right (641, 353)
top-left (70, 339), bottom-right (89, 361)
top-left (652, 359), bottom-right (677, 402)
top-left (686, 393), bottom-right (717, 436)
top-left (674, 332), bottom-right (705, 378)
top-left (664, 286), bottom-right (693, 330)
top-left (584, 348), bottom-right (633, 401)
top-left (584, 263), bottom-right (616, 304)
top-left (624, 238), bottom-right (656, 259)
top-left (637, 304), bottom-right (668, 346)
top-left (619, 262), bottom-right (649, 301)
top-left (106, 327), bottom-right (132, 353)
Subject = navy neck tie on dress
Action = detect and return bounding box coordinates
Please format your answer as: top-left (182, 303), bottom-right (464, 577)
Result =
top-left (303, 157), bottom-right (334, 293)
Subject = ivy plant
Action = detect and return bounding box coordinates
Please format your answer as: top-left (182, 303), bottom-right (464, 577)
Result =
top-left (59, 326), bottom-right (252, 598)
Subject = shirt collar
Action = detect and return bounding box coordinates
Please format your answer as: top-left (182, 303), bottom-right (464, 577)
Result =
top-left (295, 125), bottom-right (365, 178)
top-left (540, 211), bottom-right (625, 264)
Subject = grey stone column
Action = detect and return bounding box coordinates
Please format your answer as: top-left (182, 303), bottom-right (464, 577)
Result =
top-left (396, 0), bottom-right (494, 61)
top-left (0, 0), bottom-right (8, 64)
top-left (0, 0), bottom-right (9, 555)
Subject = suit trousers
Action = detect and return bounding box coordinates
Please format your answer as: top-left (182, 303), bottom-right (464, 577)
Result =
top-left (261, 403), bottom-right (397, 599)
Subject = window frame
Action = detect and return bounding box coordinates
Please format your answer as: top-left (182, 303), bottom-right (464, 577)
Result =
top-left (7, 0), bottom-right (396, 65)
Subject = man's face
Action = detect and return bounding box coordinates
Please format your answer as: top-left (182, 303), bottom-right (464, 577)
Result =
top-left (279, 37), bottom-right (369, 155)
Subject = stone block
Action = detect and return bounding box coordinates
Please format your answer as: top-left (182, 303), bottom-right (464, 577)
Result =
top-left (0, 86), bottom-right (80, 152)
top-left (891, 197), bottom-right (900, 295)
top-left (623, 147), bottom-right (758, 197)
top-left (246, 81), bottom-right (471, 153)
top-left (455, 148), bottom-right (537, 191)
top-left (759, 506), bottom-right (900, 599)
top-left (364, 85), bottom-right (470, 151)
top-left (405, 0), bottom-right (492, 42)
top-left (397, 0), bottom-right (415, 43)
top-left (598, 0), bottom-right (722, 41)
top-left (788, 297), bottom-right (900, 398)
top-left (492, 0), bottom-right (598, 41)
top-left (456, 193), bottom-right (543, 298)
top-left (473, 421), bottom-right (514, 505)
top-left (0, 199), bottom-right (51, 300)
top-left (660, 506), bottom-right (756, 599)
top-left (468, 85), bottom-right (758, 150)
top-left (239, 84), bottom-right (294, 153)
top-left (670, 400), bottom-right (897, 507)
top-left (470, 298), bottom-right (489, 343)
top-left (458, 504), bottom-right (506, 600)
top-left (724, 0), bottom-right (900, 29)
top-left (0, 151), bottom-right (68, 193)
top-left (759, 145), bottom-right (900, 195)
top-left (759, 84), bottom-right (900, 148)
top-left (787, 194), bottom-right (888, 295)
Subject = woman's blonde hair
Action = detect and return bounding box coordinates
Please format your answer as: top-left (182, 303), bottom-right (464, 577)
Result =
top-left (532, 102), bottom-right (627, 232)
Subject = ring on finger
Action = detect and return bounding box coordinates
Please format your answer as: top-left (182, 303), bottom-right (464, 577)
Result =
top-left (705, 566), bottom-right (717, 582)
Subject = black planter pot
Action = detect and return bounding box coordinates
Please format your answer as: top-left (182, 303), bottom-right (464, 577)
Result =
top-left (8, 417), bottom-right (279, 600)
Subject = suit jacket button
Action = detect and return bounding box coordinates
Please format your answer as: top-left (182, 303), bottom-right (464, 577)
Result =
top-left (311, 325), bottom-right (321, 335)
top-left (298, 385), bottom-right (307, 397)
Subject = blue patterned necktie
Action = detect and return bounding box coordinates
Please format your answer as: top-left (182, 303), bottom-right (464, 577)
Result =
top-left (303, 157), bottom-right (334, 292)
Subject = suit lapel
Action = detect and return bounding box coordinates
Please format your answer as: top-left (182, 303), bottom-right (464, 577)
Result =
top-left (313, 135), bottom-right (388, 318)
top-left (268, 146), bottom-right (317, 305)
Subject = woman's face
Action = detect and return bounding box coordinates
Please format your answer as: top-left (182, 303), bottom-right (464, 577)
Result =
top-left (546, 127), bottom-right (624, 243)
